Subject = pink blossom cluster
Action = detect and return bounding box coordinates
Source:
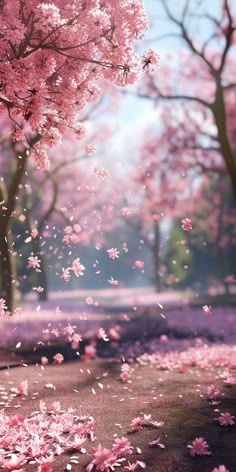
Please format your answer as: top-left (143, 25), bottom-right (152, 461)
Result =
top-left (107, 248), bottom-right (120, 259)
top-left (187, 437), bottom-right (211, 456)
top-left (0, 0), bottom-right (158, 169)
top-left (27, 255), bottom-right (41, 271)
top-left (137, 344), bottom-right (236, 372)
top-left (61, 257), bottom-right (85, 281)
top-left (181, 218), bottom-right (192, 231)
top-left (0, 402), bottom-right (96, 470)
top-left (120, 363), bottom-right (133, 381)
top-left (86, 437), bottom-right (133, 472)
top-left (62, 224), bottom-right (82, 245)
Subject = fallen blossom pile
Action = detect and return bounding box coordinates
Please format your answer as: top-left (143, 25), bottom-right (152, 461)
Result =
top-left (0, 402), bottom-right (96, 471)
top-left (137, 344), bottom-right (236, 375)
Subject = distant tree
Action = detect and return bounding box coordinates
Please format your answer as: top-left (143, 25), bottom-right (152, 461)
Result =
top-left (139, 0), bottom-right (236, 197)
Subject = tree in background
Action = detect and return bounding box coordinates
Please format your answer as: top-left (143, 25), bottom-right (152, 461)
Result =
top-left (0, 0), bottom-right (158, 312)
top-left (139, 0), bottom-right (236, 197)
top-left (122, 109), bottom-right (197, 292)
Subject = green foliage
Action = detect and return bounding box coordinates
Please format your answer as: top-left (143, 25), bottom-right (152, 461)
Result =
top-left (164, 225), bottom-right (193, 287)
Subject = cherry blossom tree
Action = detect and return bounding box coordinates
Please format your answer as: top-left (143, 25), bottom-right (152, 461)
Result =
top-left (0, 0), bottom-right (158, 312)
top-left (139, 0), bottom-right (236, 197)
top-left (123, 115), bottom-right (197, 292)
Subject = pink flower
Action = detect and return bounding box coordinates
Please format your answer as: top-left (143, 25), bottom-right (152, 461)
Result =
top-left (0, 298), bottom-right (7, 316)
top-left (134, 260), bottom-right (144, 269)
top-left (121, 207), bottom-right (132, 216)
top-left (187, 437), bottom-right (211, 456)
top-left (215, 412), bottom-right (235, 426)
top-left (60, 268), bottom-right (71, 282)
top-left (94, 167), bottom-right (110, 179)
top-left (108, 277), bottom-right (119, 286)
top-left (212, 466), bottom-right (230, 472)
top-left (31, 228), bottom-right (39, 239)
top-left (112, 437), bottom-right (133, 457)
top-left (107, 248), bottom-right (120, 259)
top-left (71, 258), bottom-right (85, 277)
top-left (120, 363), bottom-right (133, 381)
top-left (207, 385), bottom-right (222, 399)
top-left (37, 464), bottom-right (53, 472)
top-left (53, 353), bottom-right (64, 364)
top-left (33, 286), bottom-right (44, 293)
top-left (130, 416), bottom-right (151, 431)
top-left (17, 380), bottom-right (28, 396)
top-left (181, 218), bottom-right (192, 231)
top-left (19, 214), bottom-right (26, 222)
top-left (84, 344), bottom-right (96, 360)
top-left (203, 305), bottom-right (212, 315)
top-left (28, 255), bottom-right (41, 271)
top-left (1, 453), bottom-right (26, 471)
top-left (87, 444), bottom-right (117, 472)
top-left (41, 356), bottom-right (48, 366)
top-left (124, 463), bottom-right (139, 471)
top-left (148, 437), bottom-right (165, 448)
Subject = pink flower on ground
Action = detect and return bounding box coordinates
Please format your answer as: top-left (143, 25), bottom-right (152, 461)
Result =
top-left (187, 437), bottom-right (211, 456)
top-left (84, 344), bottom-right (97, 360)
top-left (203, 305), bottom-right (212, 315)
top-left (112, 437), bottom-right (133, 457)
top-left (148, 437), bottom-right (165, 448)
top-left (41, 356), bottom-right (48, 366)
top-left (17, 380), bottom-right (28, 396)
top-left (53, 353), bottom-right (64, 364)
top-left (212, 466), bottom-right (230, 472)
top-left (124, 462), bottom-right (139, 471)
top-left (1, 453), bottom-right (26, 471)
top-left (37, 464), bottom-right (53, 472)
top-left (125, 462), bottom-right (146, 471)
top-left (181, 218), bottom-right (192, 231)
top-left (215, 412), bottom-right (235, 426)
top-left (130, 416), bottom-right (151, 431)
top-left (142, 48), bottom-right (160, 71)
top-left (120, 363), bottom-right (132, 381)
top-left (107, 248), bottom-right (120, 259)
top-left (207, 385), bottom-right (222, 399)
top-left (87, 444), bottom-right (117, 472)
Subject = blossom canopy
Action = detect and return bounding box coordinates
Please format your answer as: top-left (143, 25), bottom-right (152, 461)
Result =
top-left (0, 0), bottom-right (156, 169)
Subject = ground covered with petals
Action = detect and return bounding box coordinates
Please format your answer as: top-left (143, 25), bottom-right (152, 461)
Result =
top-left (0, 342), bottom-right (235, 472)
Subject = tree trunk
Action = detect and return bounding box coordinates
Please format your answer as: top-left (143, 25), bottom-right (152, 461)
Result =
top-left (153, 221), bottom-right (162, 292)
top-left (0, 151), bottom-right (29, 312)
top-left (0, 223), bottom-right (16, 313)
top-left (213, 81), bottom-right (236, 201)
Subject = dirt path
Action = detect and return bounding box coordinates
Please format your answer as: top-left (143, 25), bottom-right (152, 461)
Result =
top-left (0, 354), bottom-right (235, 471)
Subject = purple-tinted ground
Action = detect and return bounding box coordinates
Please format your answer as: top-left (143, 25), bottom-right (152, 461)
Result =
top-left (0, 290), bottom-right (235, 471)
top-left (0, 288), bottom-right (235, 361)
